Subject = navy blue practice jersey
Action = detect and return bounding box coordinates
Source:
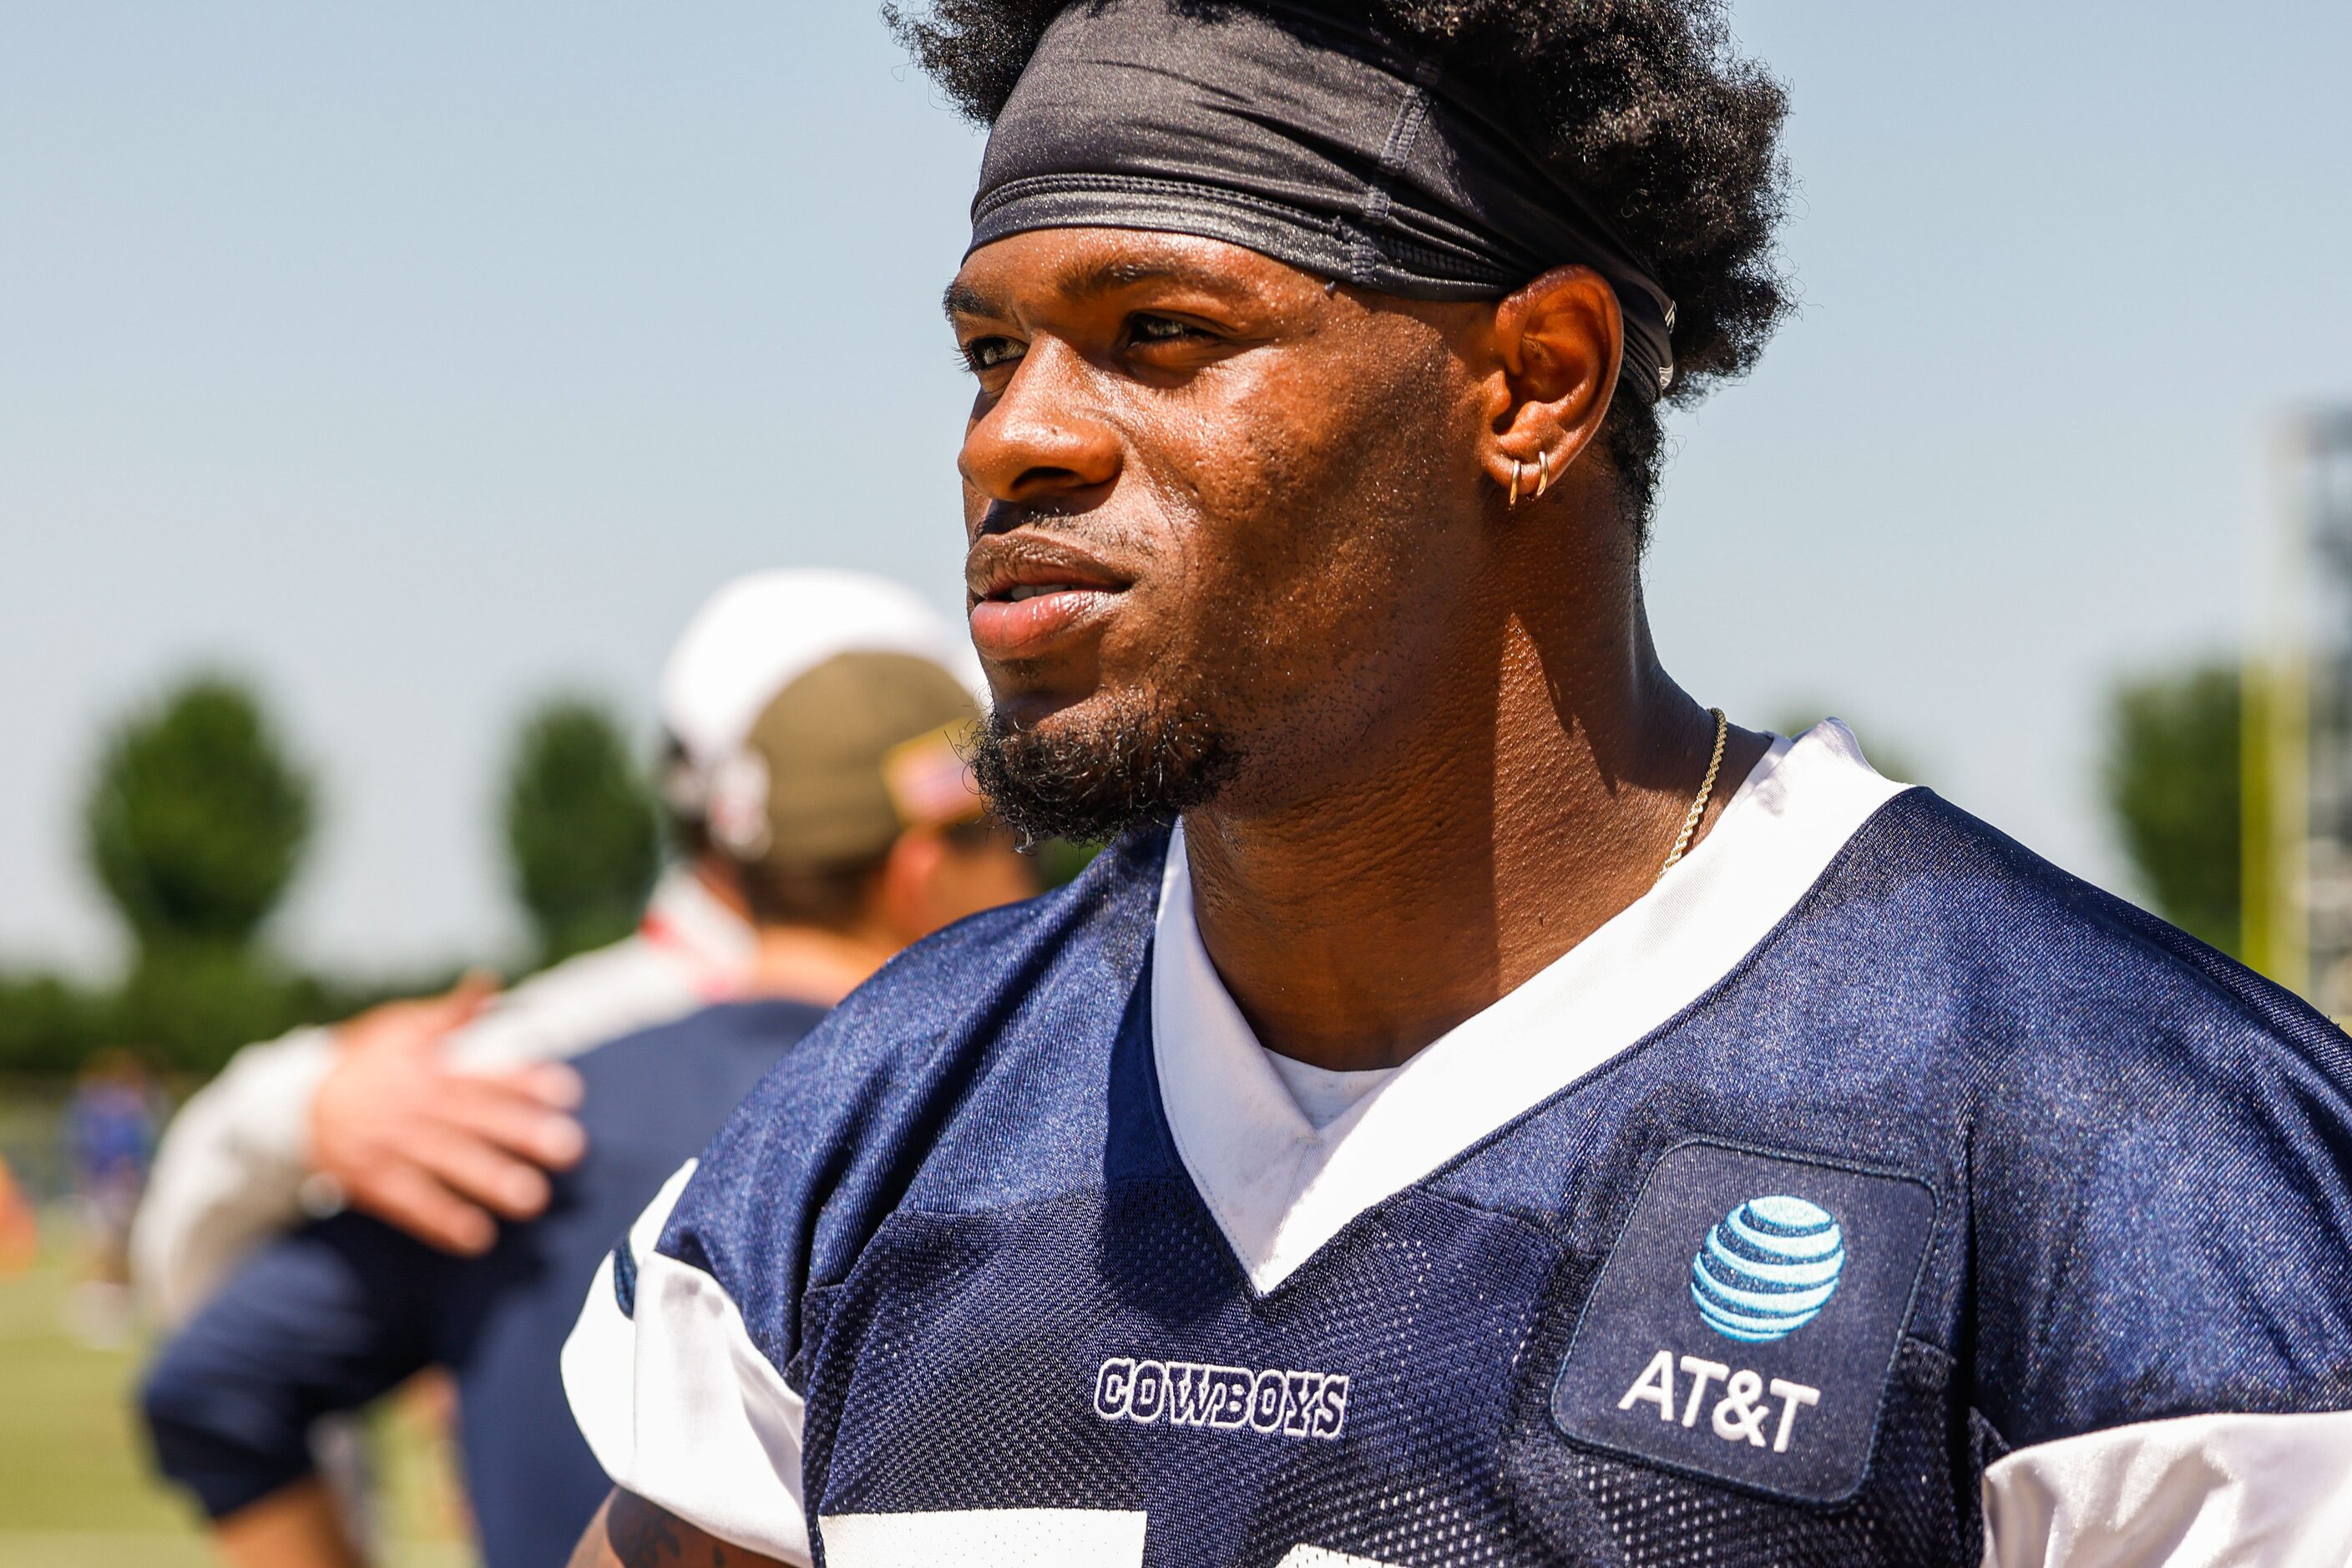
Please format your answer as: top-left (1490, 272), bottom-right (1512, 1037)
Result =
top-left (564, 726), bottom-right (2352, 1566)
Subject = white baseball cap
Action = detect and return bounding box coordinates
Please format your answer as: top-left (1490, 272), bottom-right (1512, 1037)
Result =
top-left (659, 569), bottom-right (977, 794)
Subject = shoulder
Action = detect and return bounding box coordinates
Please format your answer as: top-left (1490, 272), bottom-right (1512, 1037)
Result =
top-left (718, 826), bottom-right (1162, 1146)
top-left (1819, 788), bottom-right (2340, 1071)
top-left (565, 999), bottom-right (829, 1143)
top-left (447, 931), bottom-right (706, 1069)
top-left (1730, 787), bottom-right (2351, 1174)
top-left (655, 829), bottom-right (1169, 1372)
top-left (1839, 796), bottom-right (2352, 1440)
top-left (573, 997), bottom-right (829, 1078)
top-left (1833, 794), bottom-right (2349, 1228)
top-left (559, 837), bottom-right (1166, 1559)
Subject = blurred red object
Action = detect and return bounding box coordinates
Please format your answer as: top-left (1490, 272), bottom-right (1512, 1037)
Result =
top-left (0, 1154), bottom-right (38, 1275)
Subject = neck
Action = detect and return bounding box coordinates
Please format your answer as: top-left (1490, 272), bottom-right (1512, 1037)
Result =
top-left (690, 852), bottom-right (750, 918)
top-left (745, 922), bottom-right (901, 1008)
top-left (1183, 544), bottom-right (1766, 1075)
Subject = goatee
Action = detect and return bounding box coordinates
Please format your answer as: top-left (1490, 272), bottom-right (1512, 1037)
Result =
top-left (969, 693), bottom-right (1238, 845)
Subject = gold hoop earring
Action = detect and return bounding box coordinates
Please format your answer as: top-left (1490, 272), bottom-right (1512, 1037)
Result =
top-left (1537, 448), bottom-right (1556, 498)
top-left (1508, 459), bottom-right (1525, 508)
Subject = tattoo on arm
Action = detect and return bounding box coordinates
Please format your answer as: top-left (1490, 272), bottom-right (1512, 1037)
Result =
top-left (571, 1490), bottom-right (788, 1568)
top-left (611, 1493), bottom-right (684, 1563)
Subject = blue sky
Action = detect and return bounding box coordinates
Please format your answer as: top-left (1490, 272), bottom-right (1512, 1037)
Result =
top-left (4, 1), bottom-right (2349, 974)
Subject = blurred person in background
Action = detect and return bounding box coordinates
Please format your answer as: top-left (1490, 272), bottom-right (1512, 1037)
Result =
top-left (65, 1046), bottom-right (163, 1345)
top-left (139, 635), bottom-right (1038, 1568)
top-left (130, 569), bottom-right (974, 1324)
top-left (126, 569), bottom-right (974, 1558)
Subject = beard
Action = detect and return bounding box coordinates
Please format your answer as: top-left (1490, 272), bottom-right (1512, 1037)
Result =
top-left (969, 687), bottom-right (1240, 846)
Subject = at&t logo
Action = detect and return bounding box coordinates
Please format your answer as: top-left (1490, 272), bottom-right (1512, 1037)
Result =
top-left (1690, 1194), bottom-right (1844, 1343)
top-left (1611, 1192), bottom-right (1841, 1455)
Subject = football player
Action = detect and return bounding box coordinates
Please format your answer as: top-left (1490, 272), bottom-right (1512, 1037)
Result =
top-left (563, 3), bottom-right (2352, 1563)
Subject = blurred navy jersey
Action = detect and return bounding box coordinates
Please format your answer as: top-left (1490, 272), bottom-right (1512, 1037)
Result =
top-left (143, 997), bottom-right (824, 1568)
top-left (565, 726), bottom-right (2352, 1567)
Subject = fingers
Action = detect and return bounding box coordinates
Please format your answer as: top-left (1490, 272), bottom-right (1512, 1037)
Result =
top-left (449, 968), bottom-right (501, 1003)
top-left (427, 969), bottom-right (502, 1029)
top-left (402, 1120), bottom-right (557, 1223)
top-left (434, 1073), bottom-right (588, 1171)
top-left (337, 1090), bottom-right (579, 1256)
top-left (311, 978), bottom-right (588, 1256)
top-left (351, 1162), bottom-right (498, 1256)
top-left (509, 1060), bottom-right (585, 1112)
top-left (390, 970), bottom-right (503, 1042)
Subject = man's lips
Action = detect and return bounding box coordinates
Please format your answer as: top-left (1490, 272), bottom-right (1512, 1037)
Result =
top-left (967, 538), bottom-right (1129, 662)
top-left (969, 583), bottom-right (1119, 662)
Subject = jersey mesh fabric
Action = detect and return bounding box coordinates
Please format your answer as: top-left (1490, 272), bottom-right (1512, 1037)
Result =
top-left (792, 1095), bottom-right (1975, 1565)
top-left (619, 795), bottom-right (2352, 1567)
top-left (800, 1181), bottom-right (1554, 1565)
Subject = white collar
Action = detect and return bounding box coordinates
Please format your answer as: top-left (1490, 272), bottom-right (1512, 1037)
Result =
top-left (1150, 721), bottom-right (1910, 1294)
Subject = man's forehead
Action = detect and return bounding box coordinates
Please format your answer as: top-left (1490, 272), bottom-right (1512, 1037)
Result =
top-left (943, 229), bottom-right (1313, 320)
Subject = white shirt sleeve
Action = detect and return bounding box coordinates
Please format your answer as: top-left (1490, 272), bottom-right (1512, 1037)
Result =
top-left (1980, 1409), bottom-right (2352, 1567)
top-left (130, 1024), bottom-right (338, 1325)
top-left (563, 1161), bottom-right (814, 1566)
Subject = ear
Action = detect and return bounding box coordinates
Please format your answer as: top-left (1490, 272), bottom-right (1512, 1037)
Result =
top-left (875, 827), bottom-right (948, 943)
top-left (1478, 266), bottom-right (1622, 507)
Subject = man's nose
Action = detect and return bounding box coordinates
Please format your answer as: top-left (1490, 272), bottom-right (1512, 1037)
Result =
top-left (958, 339), bottom-right (1123, 508)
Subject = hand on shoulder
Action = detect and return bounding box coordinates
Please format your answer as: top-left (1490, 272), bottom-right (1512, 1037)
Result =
top-left (307, 973), bottom-right (586, 1253)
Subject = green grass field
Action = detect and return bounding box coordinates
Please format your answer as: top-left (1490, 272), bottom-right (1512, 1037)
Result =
top-left (0, 1226), bottom-right (470, 1568)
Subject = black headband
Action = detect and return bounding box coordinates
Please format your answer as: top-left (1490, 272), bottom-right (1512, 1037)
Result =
top-left (968, 0), bottom-right (1678, 403)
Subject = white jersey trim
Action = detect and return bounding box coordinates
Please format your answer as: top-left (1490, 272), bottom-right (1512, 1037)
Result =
top-left (1152, 721), bottom-right (1911, 1295)
top-left (561, 1159), bottom-right (815, 1566)
top-left (1980, 1408), bottom-right (2352, 1566)
top-left (818, 1507), bottom-right (1148, 1566)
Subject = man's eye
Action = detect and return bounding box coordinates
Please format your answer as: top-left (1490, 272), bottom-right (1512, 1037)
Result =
top-left (963, 336), bottom-right (1024, 372)
top-left (1127, 314), bottom-right (1213, 346)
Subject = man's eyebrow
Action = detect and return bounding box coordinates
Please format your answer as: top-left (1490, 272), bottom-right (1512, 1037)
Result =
top-left (943, 257), bottom-right (1250, 323)
top-left (1060, 259), bottom-right (1198, 303)
top-left (943, 281), bottom-right (999, 323)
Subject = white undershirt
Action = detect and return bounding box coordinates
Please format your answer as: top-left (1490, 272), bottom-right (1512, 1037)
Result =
top-left (1262, 1050), bottom-right (1398, 1132)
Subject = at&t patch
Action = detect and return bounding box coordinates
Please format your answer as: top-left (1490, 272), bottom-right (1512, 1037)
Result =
top-left (1550, 1140), bottom-right (1935, 1504)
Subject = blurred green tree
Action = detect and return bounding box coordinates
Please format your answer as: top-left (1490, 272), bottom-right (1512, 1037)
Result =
top-left (2104, 660), bottom-right (2240, 954)
top-left (86, 675), bottom-right (314, 951)
top-left (0, 972), bottom-right (108, 1075)
top-left (83, 675), bottom-right (316, 1070)
top-left (109, 947), bottom-right (317, 1075)
top-left (503, 697), bottom-right (660, 966)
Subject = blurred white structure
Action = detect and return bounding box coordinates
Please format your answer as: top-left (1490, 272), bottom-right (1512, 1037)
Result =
top-left (2247, 408), bottom-right (2352, 1012)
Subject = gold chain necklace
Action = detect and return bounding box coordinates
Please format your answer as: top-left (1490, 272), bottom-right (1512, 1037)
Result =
top-left (1658, 707), bottom-right (1728, 879)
